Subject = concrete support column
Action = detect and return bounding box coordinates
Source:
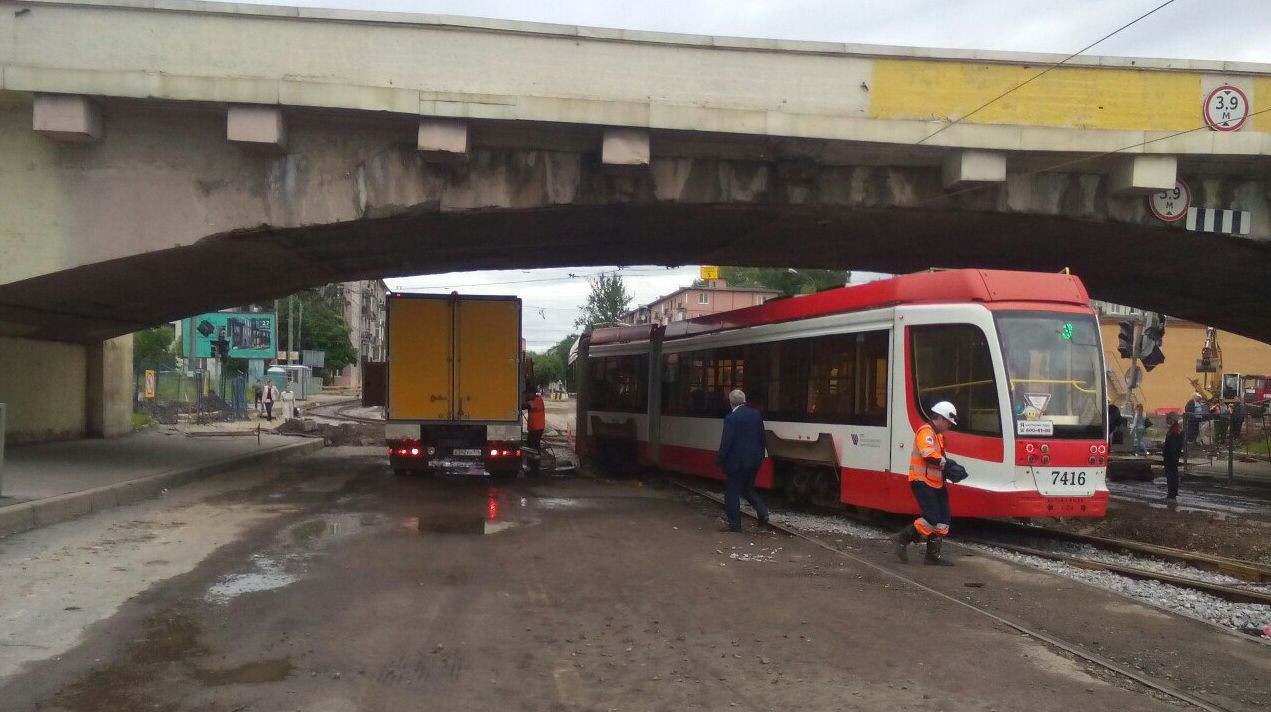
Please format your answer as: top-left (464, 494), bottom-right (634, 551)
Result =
top-left (417, 119), bottom-right (469, 162)
top-left (33, 94), bottom-right (103, 142)
top-left (86, 336), bottom-right (133, 439)
top-left (942, 150), bottom-right (1006, 189)
top-left (602, 129), bottom-right (650, 171)
top-left (1109, 155), bottom-right (1176, 195)
top-left (227, 105), bottom-right (287, 150)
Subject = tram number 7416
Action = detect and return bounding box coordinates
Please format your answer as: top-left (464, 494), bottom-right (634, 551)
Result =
top-left (1051, 471), bottom-right (1088, 486)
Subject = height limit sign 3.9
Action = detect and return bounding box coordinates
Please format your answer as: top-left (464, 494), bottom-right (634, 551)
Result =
top-left (1147, 179), bottom-right (1190, 222)
top-left (1203, 85), bottom-right (1250, 131)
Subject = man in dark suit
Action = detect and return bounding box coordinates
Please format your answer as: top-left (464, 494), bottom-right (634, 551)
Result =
top-left (717, 389), bottom-right (770, 533)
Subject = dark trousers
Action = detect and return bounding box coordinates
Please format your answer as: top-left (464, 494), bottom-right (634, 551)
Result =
top-left (265, 401), bottom-right (274, 420)
top-left (910, 481), bottom-right (951, 535)
top-left (1163, 461), bottom-right (1180, 498)
top-left (527, 430), bottom-right (543, 473)
top-left (724, 467), bottom-right (768, 531)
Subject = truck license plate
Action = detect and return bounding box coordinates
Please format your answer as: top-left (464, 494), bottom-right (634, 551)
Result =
top-left (453, 448), bottom-right (482, 457)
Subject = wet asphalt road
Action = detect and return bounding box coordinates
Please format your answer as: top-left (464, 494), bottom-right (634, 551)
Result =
top-left (2, 447), bottom-right (1269, 712)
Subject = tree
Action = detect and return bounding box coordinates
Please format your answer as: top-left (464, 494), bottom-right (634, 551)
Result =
top-left (133, 325), bottom-right (177, 372)
top-left (549, 333), bottom-right (579, 391)
top-left (531, 350), bottom-right (564, 390)
top-left (575, 274), bottom-right (632, 330)
top-left (275, 291), bottom-right (358, 374)
top-left (719, 267), bottom-right (850, 297)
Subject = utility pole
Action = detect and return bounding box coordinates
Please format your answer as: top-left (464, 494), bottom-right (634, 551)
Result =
top-left (287, 295), bottom-right (295, 365)
top-left (297, 298), bottom-right (304, 359)
top-left (1123, 317), bottom-right (1143, 415)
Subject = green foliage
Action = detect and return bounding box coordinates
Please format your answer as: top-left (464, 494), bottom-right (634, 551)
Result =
top-left (719, 267), bottom-right (850, 297)
top-left (133, 325), bottom-right (177, 372)
top-left (275, 291), bottom-right (358, 373)
top-left (575, 274), bottom-right (632, 330)
top-left (531, 351), bottom-right (565, 390)
top-left (550, 334), bottom-right (579, 391)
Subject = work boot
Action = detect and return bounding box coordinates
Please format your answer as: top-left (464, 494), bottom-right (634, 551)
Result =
top-left (924, 536), bottom-right (954, 566)
top-left (891, 525), bottom-right (917, 563)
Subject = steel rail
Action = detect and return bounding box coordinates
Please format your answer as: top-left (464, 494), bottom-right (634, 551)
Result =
top-left (669, 478), bottom-right (1239, 712)
top-left (974, 520), bottom-right (1271, 584)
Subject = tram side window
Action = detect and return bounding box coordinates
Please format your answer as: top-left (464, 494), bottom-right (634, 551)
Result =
top-left (909, 324), bottom-right (1001, 436)
top-left (589, 354), bottom-right (648, 413)
top-left (662, 330), bottom-right (889, 426)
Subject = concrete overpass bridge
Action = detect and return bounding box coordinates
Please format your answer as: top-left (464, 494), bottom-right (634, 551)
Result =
top-left (1, 0), bottom-right (1270, 442)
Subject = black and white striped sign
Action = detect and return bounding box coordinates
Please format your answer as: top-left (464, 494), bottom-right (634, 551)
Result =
top-left (1186, 207), bottom-right (1251, 235)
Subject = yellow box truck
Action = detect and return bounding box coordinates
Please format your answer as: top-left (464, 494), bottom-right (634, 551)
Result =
top-left (381, 293), bottom-right (524, 476)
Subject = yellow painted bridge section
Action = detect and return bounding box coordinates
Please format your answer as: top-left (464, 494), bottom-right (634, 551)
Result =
top-left (869, 59), bottom-right (1201, 131)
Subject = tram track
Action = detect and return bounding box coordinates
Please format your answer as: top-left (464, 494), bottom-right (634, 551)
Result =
top-left (669, 475), bottom-right (1253, 712)
top-left (303, 397), bottom-right (383, 425)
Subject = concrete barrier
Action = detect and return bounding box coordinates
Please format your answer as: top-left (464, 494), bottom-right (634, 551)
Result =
top-left (0, 438), bottom-right (324, 539)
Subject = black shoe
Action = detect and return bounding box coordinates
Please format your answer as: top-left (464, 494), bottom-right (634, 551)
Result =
top-left (718, 524), bottom-right (742, 533)
top-left (924, 536), bottom-right (954, 566)
top-left (891, 525), bottom-right (916, 563)
top-left (758, 515), bottom-right (770, 526)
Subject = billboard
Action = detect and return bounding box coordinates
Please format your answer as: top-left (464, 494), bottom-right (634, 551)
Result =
top-left (182, 312), bottom-right (276, 359)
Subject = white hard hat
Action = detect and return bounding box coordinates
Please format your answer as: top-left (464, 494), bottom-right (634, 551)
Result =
top-left (930, 401), bottom-right (958, 425)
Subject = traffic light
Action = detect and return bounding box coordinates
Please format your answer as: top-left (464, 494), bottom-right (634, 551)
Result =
top-left (1139, 312), bottom-right (1166, 372)
top-left (1117, 321), bottom-right (1134, 359)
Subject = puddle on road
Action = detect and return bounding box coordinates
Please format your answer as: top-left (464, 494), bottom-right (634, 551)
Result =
top-left (205, 513), bottom-right (387, 605)
top-left (204, 553), bottom-right (299, 604)
top-left (195, 658), bottom-right (293, 686)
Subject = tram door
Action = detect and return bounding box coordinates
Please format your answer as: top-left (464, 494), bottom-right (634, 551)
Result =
top-left (889, 324), bottom-right (918, 479)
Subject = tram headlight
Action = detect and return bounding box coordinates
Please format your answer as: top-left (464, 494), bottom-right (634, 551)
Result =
top-left (1025, 443), bottom-right (1035, 454)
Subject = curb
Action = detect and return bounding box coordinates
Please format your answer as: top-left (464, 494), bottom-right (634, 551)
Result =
top-left (0, 438), bottom-right (325, 540)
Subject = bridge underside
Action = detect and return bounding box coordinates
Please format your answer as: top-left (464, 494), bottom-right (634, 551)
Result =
top-left (3, 201), bottom-right (1269, 344)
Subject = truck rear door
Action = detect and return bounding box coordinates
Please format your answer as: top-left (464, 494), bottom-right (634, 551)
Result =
top-left (387, 296), bottom-right (453, 421)
top-left (455, 298), bottom-right (521, 422)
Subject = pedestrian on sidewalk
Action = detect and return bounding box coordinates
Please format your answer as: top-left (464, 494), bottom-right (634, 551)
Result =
top-left (263, 381), bottom-right (278, 421)
top-left (281, 383), bottom-right (297, 419)
top-left (716, 389), bottom-right (769, 533)
top-left (891, 401), bottom-right (962, 566)
top-left (1232, 399), bottom-right (1247, 442)
top-left (1131, 404), bottom-right (1151, 456)
top-left (253, 380), bottom-right (263, 414)
top-left (1162, 412), bottom-right (1184, 500)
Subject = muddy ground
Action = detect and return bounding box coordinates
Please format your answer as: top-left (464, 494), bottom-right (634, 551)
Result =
top-left (1, 447), bottom-right (1268, 711)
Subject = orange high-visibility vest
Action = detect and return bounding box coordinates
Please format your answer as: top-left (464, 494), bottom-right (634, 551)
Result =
top-left (527, 395), bottom-right (546, 432)
top-left (908, 423), bottom-right (945, 489)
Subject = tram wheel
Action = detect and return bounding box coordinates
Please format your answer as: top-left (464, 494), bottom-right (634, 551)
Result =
top-left (783, 467), bottom-right (816, 507)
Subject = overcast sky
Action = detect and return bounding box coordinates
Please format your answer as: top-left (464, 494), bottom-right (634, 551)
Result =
top-left (255, 0), bottom-right (1269, 348)
top-left (246, 0), bottom-right (1271, 62)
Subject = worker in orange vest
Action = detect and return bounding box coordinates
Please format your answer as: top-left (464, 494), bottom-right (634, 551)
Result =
top-left (891, 401), bottom-right (961, 566)
top-left (525, 389), bottom-right (546, 474)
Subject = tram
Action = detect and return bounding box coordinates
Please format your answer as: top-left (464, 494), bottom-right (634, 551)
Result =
top-left (580, 269), bottom-right (1109, 518)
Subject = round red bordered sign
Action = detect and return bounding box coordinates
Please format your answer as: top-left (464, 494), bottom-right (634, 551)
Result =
top-left (1203, 85), bottom-right (1250, 131)
top-left (1147, 179), bottom-right (1191, 222)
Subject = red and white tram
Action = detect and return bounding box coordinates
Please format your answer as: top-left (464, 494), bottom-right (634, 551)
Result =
top-left (580, 269), bottom-right (1109, 518)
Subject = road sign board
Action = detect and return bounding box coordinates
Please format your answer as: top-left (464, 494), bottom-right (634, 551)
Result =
top-left (1203, 85), bottom-right (1250, 132)
top-left (1185, 207), bottom-right (1252, 236)
top-left (699, 265), bottom-right (719, 280)
top-left (1146, 179), bottom-right (1190, 222)
top-left (1023, 393), bottom-right (1052, 413)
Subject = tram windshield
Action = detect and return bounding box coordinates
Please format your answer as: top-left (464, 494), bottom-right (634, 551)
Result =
top-left (996, 312), bottom-right (1105, 439)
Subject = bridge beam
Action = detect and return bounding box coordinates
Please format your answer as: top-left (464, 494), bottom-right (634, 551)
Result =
top-left (1110, 155), bottom-right (1177, 196)
top-left (417, 119), bottom-right (469, 162)
top-left (227, 105), bottom-right (287, 150)
top-left (32, 94), bottom-right (102, 143)
top-left (602, 129), bottom-right (650, 171)
top-left (942, 150), bottom-right (1006, 189)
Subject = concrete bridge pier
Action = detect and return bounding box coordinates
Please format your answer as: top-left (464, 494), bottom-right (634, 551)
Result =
top-left (0, 335), bottom-right (132, 444)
